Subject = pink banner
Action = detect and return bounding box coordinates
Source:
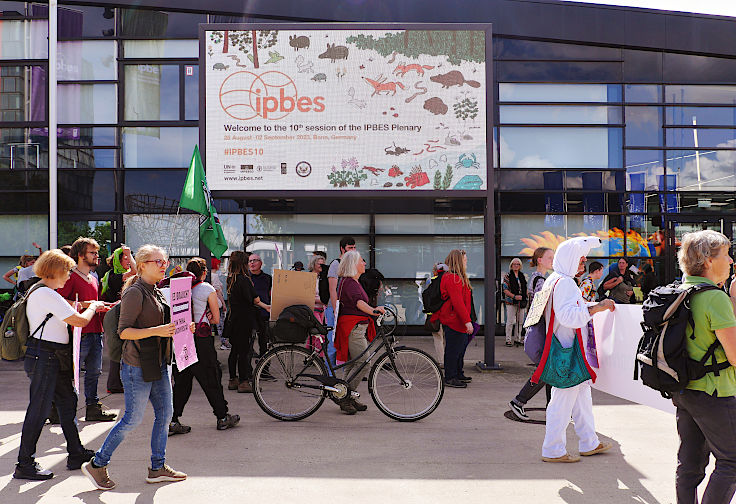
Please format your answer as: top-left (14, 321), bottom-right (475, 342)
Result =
top-left (73, 301), bottom-right (82, 395)
top-left (169, 277), bottom-right (198, 371)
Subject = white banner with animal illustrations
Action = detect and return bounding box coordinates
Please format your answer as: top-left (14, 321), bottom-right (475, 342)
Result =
top-left (203, 28), bottom-right (488, 191)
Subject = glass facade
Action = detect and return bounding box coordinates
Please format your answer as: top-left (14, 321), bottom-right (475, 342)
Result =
top-left (3, 1), bottom-right (736, 326)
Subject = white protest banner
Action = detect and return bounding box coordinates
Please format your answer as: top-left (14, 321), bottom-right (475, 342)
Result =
top-left (591, 305), bottom-right (675, 414)
top-left (72, 299), bottom-right (82, 395)
top-left (169, 276), bottom-right (198, 371)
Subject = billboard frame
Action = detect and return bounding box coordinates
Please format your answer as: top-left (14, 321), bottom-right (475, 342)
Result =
top-left (199, 22), bottom-right (499, 369)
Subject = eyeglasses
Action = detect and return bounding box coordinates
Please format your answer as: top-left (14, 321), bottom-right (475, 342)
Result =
top-left (248, 259), bottom-right (261, 263)
top-left (144, 259), bottom-right (168, 267)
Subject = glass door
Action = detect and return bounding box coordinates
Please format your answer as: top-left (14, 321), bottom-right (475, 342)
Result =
top-left (668, 217), bottom-right (731, 280)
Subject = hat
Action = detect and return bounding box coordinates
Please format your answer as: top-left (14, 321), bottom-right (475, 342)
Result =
top-left (292, 261), bottom-right (304, 271)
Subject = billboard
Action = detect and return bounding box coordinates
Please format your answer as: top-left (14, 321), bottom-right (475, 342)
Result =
top-left (202, 26), bottom-right (489, 191)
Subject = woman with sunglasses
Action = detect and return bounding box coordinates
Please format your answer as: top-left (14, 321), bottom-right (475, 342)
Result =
top-left (83, 245), bottom-right (190, 491)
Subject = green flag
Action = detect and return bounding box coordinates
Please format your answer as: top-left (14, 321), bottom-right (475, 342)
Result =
top-left (180, 145), bottom-right (228, 259)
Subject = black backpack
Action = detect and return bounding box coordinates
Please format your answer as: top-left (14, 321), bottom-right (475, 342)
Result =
top-left (318, 259), bottom-right (339, 305)
top-left (635, 282), bottom-right (731, 398)
top-left (422, 271), bottom-right (447, 314)
top-left (271, 304), bottom-right (328, 344)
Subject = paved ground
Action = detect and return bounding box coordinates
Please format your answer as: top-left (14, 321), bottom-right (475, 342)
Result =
top-left (0, 335), bottom-right (703, 503)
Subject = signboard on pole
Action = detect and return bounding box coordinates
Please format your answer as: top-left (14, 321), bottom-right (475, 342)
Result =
top-left (202, 26), bottom-right (488, 191)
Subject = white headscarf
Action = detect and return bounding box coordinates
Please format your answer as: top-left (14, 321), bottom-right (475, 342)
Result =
top-left (552, 237), bottom-right (602, 278)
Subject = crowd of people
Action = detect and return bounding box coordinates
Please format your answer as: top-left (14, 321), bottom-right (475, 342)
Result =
top-left (6, 230), bottom-right (736, 503)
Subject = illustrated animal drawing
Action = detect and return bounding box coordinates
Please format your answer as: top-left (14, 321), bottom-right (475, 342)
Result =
top-left (430, 70), bottom-right (481, 89)
top-left (385, 142), bottom-right (410, 156)
top-left (393, 63), bottom-right (435, 77)
top-left (363, 75), bottom-right (406, 97)
top-left (318, 43), bottom-right (349, 62)
top-left (295, 55), bottom-right (314, 73)
top-left (347, 87), bottom-right (367, 109)
top-left (423, 97), bottom-right (448, 115)
top-left (289, 35), bottom-right (310, 51)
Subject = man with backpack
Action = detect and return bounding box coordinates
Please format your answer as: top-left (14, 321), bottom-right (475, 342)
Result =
top-left (324, 237), bottom-right (356, 366)
top-left (652, 230), bottom-right (736, 503)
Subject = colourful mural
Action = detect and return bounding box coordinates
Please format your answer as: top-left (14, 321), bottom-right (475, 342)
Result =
top-left (519, 228), bottom-right (659, 258)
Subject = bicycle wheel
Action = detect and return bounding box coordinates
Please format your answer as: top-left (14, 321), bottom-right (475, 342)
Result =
top-left (368, 347), bottom-right (444, 421)
top-left (253, 345), bottom-right (328, 421)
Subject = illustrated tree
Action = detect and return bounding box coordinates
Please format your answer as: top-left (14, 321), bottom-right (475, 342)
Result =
top-left (209, 30), bottom-right (278, 68)
top-left (453, 97), bottom-right (479, 121)
top-left (346, 30), bottom-right (485, 65)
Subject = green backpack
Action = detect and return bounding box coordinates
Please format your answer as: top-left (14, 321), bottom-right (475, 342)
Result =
top-left (103, 302), bottom-right (123, 362)
top-left (0, 282), bottom-right (52, 361)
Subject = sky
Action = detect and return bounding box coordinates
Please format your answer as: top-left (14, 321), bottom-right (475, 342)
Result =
top-left (559, 0), bottom-right (736, 18)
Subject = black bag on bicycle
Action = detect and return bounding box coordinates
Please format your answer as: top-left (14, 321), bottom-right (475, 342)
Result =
top-left (271, 304), bottom-right (328, 344)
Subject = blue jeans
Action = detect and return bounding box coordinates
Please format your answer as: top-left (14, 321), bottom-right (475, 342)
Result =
top-left (324, 305), bottom-right (337, 367)
top-left (94, 362), bottom-right (173, 470)
top-left (17, 345), bottom-right (84, 467)
top-left (79, 332), bottom-right (103, 406)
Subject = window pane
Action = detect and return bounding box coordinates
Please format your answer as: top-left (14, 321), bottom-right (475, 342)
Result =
top-left (0, 20), bottom-right (47, 59)
top-left (665, 85), bottom-right (736, 104)
top-left (375, 236), bottom-right (484, 279)
top-left (375, 215), bottom-right (483, 234)
top-left (219, 214), bottom-right (244, 255)
top-left (0, 215), bottom-right (48, 255)
top-left (245, 236), bottom-right (371, 276)
top-left (122, 127), bottom-right (197, 168)
top-left (58, 127), bottom-right (116, 147)
top-left (499, 83), bottom-right (620, 103)
top-left (666, 107), bottom-right (736, 126)
top-left (58, 41), bottom-right (116, 80)
top-left (676, 193), bottom-right (736, 214)
top-left (58, 148), bottom-right (116, 169)
top-left (501, 215), bottom-right (632, 258)
top-left (2, 170), bottom-right (47, 189)
top-left (124, 65), bottom-right (179, 121)
top-left (499, 127), bottom-right (622, 168)
top-left (623, 50), bottom-right (662, 83)
top-left (0, 3), bottom-right (28, 16)
top-left (246, 214), bottom-right (370, 234)
top-left (58, 84), bottom-right (116, 124)
top-left (120, 10), bottom-right (205, 38)
top-left (123, 170), bottom-right (187, 210)
top-left (667, 150), bottom-right (736, 192)
top-left (1, 65), bottom-right (46, 122)
top-left (123, 40), bottom-right (198, 58)
top-left (625, 107), bottom-right (662, 147)
top-left (625, 84), bottom-right (660, 103)
top-left (58, 220), bottom-right (112, 260)
top-left (58, 5), bottom-right (115, 38)
top-left (664, 54), bottom-right (736, 83)
top-left (500, 105), bottom-right (621, 124)
top-left (184, 65), bottom-right (198, 120)
top-left (497, 61), bottom-right (621, 82)
top-left (59, 171), bottom-right (115, 211)
top-left (0, 128), bottom-right (48, 169)
top-left (626, 150), bottom-right (663, 191)
top-left (124, 214), bottom-right (198, 257)
top-left (666, 128), bottom-right (736, 148)
top-left (496, 39), bottom-right (620, 60)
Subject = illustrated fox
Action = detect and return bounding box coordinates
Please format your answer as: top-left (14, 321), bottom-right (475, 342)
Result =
top-left (363, 76), bottom-right (406, 96)
top-left (393, 63), bottom-right (435, 77)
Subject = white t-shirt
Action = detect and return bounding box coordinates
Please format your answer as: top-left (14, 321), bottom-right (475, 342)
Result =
top-left (26, 286), bottom-right (78, 344)
top-left (17, 265), bottom-right (35, 283)
top-left (192, 282), bottom-right (216, 323)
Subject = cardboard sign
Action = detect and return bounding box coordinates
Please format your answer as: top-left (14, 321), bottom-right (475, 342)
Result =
top-left (169, 276), bottom-right (198, 370)
top-left (270, 269), bottom-right (317, 321)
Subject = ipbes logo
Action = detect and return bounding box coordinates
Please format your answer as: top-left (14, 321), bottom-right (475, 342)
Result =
top-left (219, 70), bottom-right (325, 120)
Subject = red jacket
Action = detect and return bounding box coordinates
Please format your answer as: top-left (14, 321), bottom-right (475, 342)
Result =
top-left (430, 273), bottom-right (472, 333)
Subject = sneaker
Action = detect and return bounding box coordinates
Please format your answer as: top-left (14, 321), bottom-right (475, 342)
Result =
top-left (67, 448), bottom-right (95, 470)
top-left (81, 461), bottom-right (116, 490)
top-left (217, 413), bottom-right (241, 430)
top-left (542, 453), bottom-right (580, 463)
top-left (219, 343), bottom-right (230, 350)
top-left (337, 397), bottom-right (357, 415)
top-left (146, 464), bottom-right (187, 484)
top-left (351, 398), bottom-right (368, 412)
top-left (580, 441), bottom-right (613, 456)
top-left (168, 421), bottom-right (191, 436)
top-left (505, 341), bottom-right (513, 347)
top-left (444, 378), bottom-right (467, 388)
top-left (458, 375), bottom-right (473, 383)
top-left (228, 378), bottom-right (239, 390)
top-left (509, 400), bottom-right (530, 421)
top-left (14, 462), bottom-right (53, 481)
top-left (85, 403), bottom-right (117, 422)
top-left (237, 381), bottom-right (253, 393)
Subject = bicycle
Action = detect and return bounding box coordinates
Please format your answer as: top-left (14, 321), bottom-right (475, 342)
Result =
top-left (252, 307), bottom-right (444, 422)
